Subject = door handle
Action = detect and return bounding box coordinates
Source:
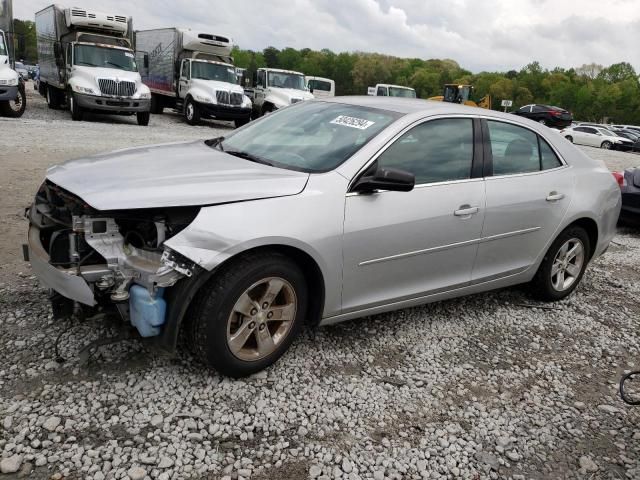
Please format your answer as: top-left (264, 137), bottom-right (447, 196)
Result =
top-left (546, 192), bottom-right (565, 202)
top-left (454, 205), bottom-right (479, 217)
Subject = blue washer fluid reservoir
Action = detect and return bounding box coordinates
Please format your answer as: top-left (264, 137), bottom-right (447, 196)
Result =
top-left (129, 285), bottom-right (167, 337)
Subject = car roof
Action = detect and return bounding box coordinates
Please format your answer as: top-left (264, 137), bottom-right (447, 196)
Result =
top-left (321, 96), bottom-right (518, 120)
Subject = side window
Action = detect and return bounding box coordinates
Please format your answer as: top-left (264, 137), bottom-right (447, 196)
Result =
top-left (377, 86), bottom-right (387, 96)
top-left (532, 105), bottom-right (546, 113)
top-left (376, 118), bottom-right (474, 184)
top-left (180, 60), bottom-right (189, 79)
top-left (257, 70), bottom-right (265, 87)
top-left (574, 127), bottom-right (586, 133)
top-left (539, 138), bottom-right (562, 170)
top-left (487, 121), bottom-right (539, 175)
top-left (584, 127), bottom-right (597, 135)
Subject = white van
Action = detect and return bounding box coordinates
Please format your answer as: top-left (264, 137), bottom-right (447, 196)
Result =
top-left (306, 76), bottom-right (335, 98)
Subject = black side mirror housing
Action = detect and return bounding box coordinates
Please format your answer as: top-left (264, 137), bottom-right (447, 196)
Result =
top-left (353, 167), bottom-right (415, 193)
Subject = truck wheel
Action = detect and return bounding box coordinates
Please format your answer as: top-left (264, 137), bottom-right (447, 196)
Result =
top-left (0, 86), bottom-right (26, 118)
top-left (184, 97), bottom-right (200, 125)
top-left (46, 86), bottom-right (59, 110)
top-left (137, 111), bottom-right (150, 126)
top-left (69, 94), bottom-right (84, 121)
top-left (185, 251), bottom-right (308, 377)
top-left (150, 95), bottom-right (164, 114)
top-left (234, 117), bottom-right (250, 128)
top-left (261, 104), bottom-right (274, 117)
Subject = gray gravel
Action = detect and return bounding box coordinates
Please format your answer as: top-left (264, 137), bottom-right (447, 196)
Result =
top-left (1, 83), bottom-right (640, 479)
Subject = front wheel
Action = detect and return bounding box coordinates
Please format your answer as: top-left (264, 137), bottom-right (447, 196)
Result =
top-left (69, 94), bottom-right (84, 121)
top-left (601, 141), bottom-right (612, 150)
top-left (136, 111), bottom-right (150, 126)
top-left (186, 252), bottom-right (308, 377)
top-left (234, 117), bottom-right (251, 128)
top-left (0, 86), bottom-right (26, 117)
top-left (184, 97), bottom-right (200, 125)
top-left (530, 226), bottom-right (590, 301)
top-left (565, 135), bottom-right (573, 143)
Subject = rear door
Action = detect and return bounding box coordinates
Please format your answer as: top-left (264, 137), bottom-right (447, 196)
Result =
top-left (472, 119), bottom-right (574, 283)
top-left (342, 117), bottom-right (485, 312)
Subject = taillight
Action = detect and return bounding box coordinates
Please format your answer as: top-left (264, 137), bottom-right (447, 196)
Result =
top-left (612, 171), bottom-right (626, 188)
top-left (549, 110), bottom-right (562, 116)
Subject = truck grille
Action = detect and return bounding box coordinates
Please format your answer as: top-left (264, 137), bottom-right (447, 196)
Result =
top-left (98, 79), bottom-right (136, 97)
top-left (215, 91), bottom-right (243, 106)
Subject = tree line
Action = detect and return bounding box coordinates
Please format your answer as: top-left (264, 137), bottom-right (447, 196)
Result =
top-left (12, 17), bottom-right (640, 124)
top-left (234, 46), bottom-right (640, 124)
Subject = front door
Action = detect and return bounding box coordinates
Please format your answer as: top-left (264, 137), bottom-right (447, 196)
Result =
top-left (472, 119), bottom-right (574, 282)
top-left (342, 117), bottom-right (486, 313)
top-left (178, 59), bottom-right (190, 99)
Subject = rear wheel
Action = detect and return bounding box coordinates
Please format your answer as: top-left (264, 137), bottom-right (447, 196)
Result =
top-left (150, 94), bottom-right (164, 114)
top-left (601, 141), bottom-right (612, 150)
top-left (565, 135), bottom-right (573, 143)
top-left (530, 226), bottom-right (590, 301)
top-left (69, 94), bottom-right (84, 121)
top-left (0, 86), bottom-right (26, 117)
top-left (184, 97), bottom-right (200, 125)
top-left (186, 252), bottom-right (307, 377)
top-left (46, 85), bottom-right (60, 110)
top-left (136, 111), bottom-right (150, 126)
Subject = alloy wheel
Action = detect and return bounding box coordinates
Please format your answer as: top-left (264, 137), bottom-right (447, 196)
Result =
top-left (551, 238), bottom-right (584, 291)
top-left (226, 277), bottom-right (297, 361)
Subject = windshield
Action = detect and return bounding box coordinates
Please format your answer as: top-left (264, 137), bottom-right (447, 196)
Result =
top-left (219, 102), bottom-right (401, 172)
top-left (0, 33), bottom-right (6, 57)
top-left (388, 86), bottom-right (416, 98)
top-left (268, 71), bottom-right (306, 90)
top-left (74, 44), bottom-right (137, 71)
top-left (597, 128), bottom-right (616, 137)
top-left (191, 61), bottom-right (236, 83)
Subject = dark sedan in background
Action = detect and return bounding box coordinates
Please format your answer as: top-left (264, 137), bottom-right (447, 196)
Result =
top-left (614, 168), bottom-right (640, 225)
top-left (514, 104), bottom-right (573, 129)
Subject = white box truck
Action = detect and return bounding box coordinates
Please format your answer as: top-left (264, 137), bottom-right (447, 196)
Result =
top-left (35, 5), bottom-right (151, 125)
top-left (136, 28), bottom-right (252, 127)
top-left (0, 0), bottom-right (26, 117)
top-left (248, 67), bottom-right (314, 117)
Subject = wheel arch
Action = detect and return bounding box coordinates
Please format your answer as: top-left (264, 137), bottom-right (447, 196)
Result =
top-left (157, 243), bottom-right (326, 353)
top-left (566, 217), bottom-right (598, 260)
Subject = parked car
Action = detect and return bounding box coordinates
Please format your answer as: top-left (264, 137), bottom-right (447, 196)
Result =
top-left (613, 125), bottom-right (640, 135)
top-left (561, 125), bottom-right (634, 150)
top-left (26, 98), bottom-right (620, 376)
top-left (13, 61), bottom-right (28, 80)
top-left (613, 167), bottom-right (640, 225)
top-left (513, 104), bottom-right (572, 128)
top-left (610, 128), bottom-right (640, 152)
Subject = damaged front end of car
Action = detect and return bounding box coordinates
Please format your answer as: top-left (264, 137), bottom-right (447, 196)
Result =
top-left (26, 180), bottom-right (200, 341)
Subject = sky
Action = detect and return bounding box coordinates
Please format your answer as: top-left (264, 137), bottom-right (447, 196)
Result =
top-left (14, 0), bottom-right (640, 73)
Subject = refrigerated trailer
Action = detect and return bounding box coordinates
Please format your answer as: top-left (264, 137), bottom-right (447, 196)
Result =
top-left (36, 5), bottom-right (151, 125)
top-left (0, 0), bottom-right (26, 117)
top-left (136, 28), bottom-right (252, 127)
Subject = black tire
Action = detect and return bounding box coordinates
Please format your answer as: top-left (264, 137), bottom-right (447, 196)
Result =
top-left (185, 252), bottom-right (308, 377)
top-left (0, 85), bottom-right (26, 117)
top-left (184, 97), bottom-right (200, 125)
top-left (565, 135), bottom-right (573, 143)
top-left (46, 85), bottom-right (60, 110)
top-left (136, 111), bottom-right (150, 126)
top-left (601, 141), bottom-right (612, 150)
top-left (530, 225), bottom-right (590, 302)
top-left (150, 94), bottom-right (164, 114)
top-left (234, 117), bottom-right (251, 128)
top-left (261, 103), bottom-right (274, 117)
top-left (69, 94), bottom-right (84, 121)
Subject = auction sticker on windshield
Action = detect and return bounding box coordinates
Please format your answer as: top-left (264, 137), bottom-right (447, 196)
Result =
top-left (330, 115), bottom-right (375, 130)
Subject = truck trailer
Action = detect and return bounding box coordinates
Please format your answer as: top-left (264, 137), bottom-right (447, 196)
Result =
top-left (0, 0), bottom-right (26, 117)
top-left (136, 28), bottom-right (252, 127)
top-left (35, 5), bottom-right (151, 125)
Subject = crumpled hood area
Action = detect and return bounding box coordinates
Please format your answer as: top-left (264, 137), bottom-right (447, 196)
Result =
top-left (45, 140), bottom-right (309, 210)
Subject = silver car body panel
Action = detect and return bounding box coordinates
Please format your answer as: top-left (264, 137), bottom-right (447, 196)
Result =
top-left (46, 140), bottom-right (309, 210)
top-left (34, 97), bottom-right (621, 326)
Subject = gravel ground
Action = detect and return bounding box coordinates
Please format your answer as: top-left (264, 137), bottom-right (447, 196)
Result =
top-left (1, 84), bottom-right (640, 480)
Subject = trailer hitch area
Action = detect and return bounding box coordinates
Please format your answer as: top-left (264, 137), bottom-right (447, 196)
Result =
top-left (620, 370), bottom-right (640, 406)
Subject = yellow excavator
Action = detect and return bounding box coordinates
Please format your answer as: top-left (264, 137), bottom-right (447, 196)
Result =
top-left (429, 84), bottom-right (492, 109)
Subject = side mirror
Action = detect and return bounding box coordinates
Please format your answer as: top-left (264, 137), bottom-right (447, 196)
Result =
top-left (352, 167), bottom-right (415, 193)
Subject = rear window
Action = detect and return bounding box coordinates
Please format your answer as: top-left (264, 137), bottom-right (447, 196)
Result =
top-left (308, 79), bottom-right (331, 92)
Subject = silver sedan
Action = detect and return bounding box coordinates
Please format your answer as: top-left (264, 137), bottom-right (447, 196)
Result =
top-left (26, 97), bottom-right (621, 376)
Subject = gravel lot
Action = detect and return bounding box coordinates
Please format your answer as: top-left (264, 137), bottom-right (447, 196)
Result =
top-left (1, 84), bottom-right (640, 480)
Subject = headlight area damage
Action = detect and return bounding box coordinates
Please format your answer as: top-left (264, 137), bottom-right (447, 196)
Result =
top-left (27, 181), bottom-right (200, 340)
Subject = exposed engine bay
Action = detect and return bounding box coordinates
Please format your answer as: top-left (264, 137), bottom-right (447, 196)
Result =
top-left (28, 180), bottom-right (200, 337)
